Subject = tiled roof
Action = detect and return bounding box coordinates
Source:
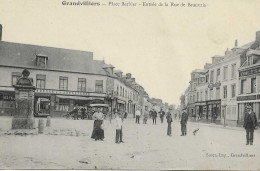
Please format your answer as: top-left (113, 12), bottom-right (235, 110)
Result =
top-left (0, 41), bottom-right (107, 75)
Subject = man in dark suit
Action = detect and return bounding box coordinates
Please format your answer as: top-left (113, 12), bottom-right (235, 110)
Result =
top-left (151, 109), bottom-right (157, 125)
top-left (243, 105), bottom-right (258, 145)
top-left (180, 108), bottom-right (188, 136)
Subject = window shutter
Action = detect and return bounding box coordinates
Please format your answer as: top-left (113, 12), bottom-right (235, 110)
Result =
top-left (256, 76), bottom-right (260, 93)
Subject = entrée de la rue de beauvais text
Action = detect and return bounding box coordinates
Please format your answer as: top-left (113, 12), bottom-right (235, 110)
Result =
top-left (62, 1), bottom-right (207, 7)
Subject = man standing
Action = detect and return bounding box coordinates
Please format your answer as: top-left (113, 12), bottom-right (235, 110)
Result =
top-left (135, 108), bottom-right (141, 124)
top-left (180, 108), bottom-right (188, 136)
top-left (243, 105), bottom-right (258, 145)
top-left (114, 109), bottom-right (123, 143)
top-left (166, 108), bottom-right (173, 136)
top-left (151, 109), bottom-right (157, 125)
top-left (159, 108), bottom-right (165, 123)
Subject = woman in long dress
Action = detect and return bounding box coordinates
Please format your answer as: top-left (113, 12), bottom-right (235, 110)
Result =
top-left (91, 108), bottom-right (105, 141)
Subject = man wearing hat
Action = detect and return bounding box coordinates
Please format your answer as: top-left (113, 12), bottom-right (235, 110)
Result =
top-left (180, 108), bottom-right (188, 136)
top-left (166, 108), bottom-right (173, 136)
top-left (243, 105), bottom-right (258, 145)
top-left (151, 108), bottom-right (158, 125)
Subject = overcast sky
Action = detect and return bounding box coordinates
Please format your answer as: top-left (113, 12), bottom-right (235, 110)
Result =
top-left (0, 0), bottom-right (260, 106)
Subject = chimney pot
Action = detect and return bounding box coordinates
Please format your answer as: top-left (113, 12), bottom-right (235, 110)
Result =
top-left (256, 31), bottom-right (260, 42)
top-left (0, 24), bottom-right (2, 41)
top-left (235, 39), bottom-right (238, 47)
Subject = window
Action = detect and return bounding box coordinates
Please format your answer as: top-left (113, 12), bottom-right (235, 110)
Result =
top-left (231, 64), bottom-right (236, 79)
top-left (241, 80), bottom-right (246, 94)
top-left (12, 72), bottom-right (22, 85)
top-left (231, 84), bottom-right (236, 98)
top-left (200, 91), bottom-right (203, 101)
top-left (193, 95), bottom-right (196, 102)
top-left (120, 86), bottom-right (122, 96)
top-left (248, 56), bottom-right (253, 66)
top-left (216, 68), bottom-right (220, 82)
top-left (205, 90), bottom-right (208, 101)
top-left (78, 78), bottom-right (86, 91)
top-left (117, 86), bottom-right (119, 95)
top-left (223, 66), bottom-right (228, 80)
top-left (223, 86), bottom-right (227, 99)
top-left (216, 88), bottom-right (220, 99)
top-left (36, 56), bottom-right (48, 68)
top-left (59, 77), bottom-right (68, 90)
top-left (251, 78), bottom-right (256, 93)
top-left (36, 74), bottom-right (46, 89)
top-left (197, 92), bottom-right (199, 102)
top-left (56, 99), bottom-right (69, 111)
top-left (210, 89), bottom-right (213, 100)
top-left (190, 96), bottom-right (192, 103)
top-left (95, 80), bottom-right (103, 92)
top-left (123, 88), bottom-right (124, 97)
top-left (210, 70), bottom-right (214, 83)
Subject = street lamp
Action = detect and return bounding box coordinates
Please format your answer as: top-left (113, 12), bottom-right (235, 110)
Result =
top-left (107, 91), bottom-right (114, 124)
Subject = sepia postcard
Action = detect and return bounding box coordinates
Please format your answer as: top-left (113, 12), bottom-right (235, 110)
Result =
top-left (0, 0), bottom-right (260, 170)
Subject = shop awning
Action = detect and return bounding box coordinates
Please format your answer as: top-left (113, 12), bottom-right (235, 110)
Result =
top-left (56, 95), bottom-right (103, 101)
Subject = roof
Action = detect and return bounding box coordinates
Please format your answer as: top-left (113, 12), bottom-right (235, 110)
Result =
top-left (0, 41), bottom-right (107, 75)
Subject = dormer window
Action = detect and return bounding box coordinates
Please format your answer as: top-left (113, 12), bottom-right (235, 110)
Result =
top-left (36, 54), bottom-right (48, 68)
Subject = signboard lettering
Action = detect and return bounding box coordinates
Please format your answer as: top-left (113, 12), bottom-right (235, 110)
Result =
top-left (237, 95), bottom-right (256, 101)
top-left (239, 66), bottom-right (260, 77)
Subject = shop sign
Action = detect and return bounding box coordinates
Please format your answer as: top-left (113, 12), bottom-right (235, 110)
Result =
top-left (19, 91), bottom-right (29, 99)
top-left (237, 95), bottom-right (256, 101)
top-left (207, 100), bottom-right (221, 105)
top-left (239, 67), bottom-right (260, 77)
top-left (208, 82), bottom-right (221, 89)
top-left (0, 94), bottom-right (15, 101)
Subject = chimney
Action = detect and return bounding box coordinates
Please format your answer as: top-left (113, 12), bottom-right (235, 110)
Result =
top-left (225, 48), bottom-right (229, 55)
top-left (256, 31), bottom-right (260, 42)
top-left (0, 24), bottom-right (2, 41)
top-left (235, 39), bottom-right (238, 47)
top-left (126, 73), bottom-right (132, 79)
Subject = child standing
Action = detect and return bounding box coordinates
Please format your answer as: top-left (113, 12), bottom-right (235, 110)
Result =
top-left (114, 110), bottom-right (123, 143)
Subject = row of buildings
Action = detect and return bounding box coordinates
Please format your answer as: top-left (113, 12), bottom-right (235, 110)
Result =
top-left (0, 24), bottom-right (172, 117)
top-left (182, 30), bottom-right (260, 127)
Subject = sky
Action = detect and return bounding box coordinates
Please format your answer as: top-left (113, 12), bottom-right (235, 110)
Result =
top-left (0, 0), bottom-right (260, 106)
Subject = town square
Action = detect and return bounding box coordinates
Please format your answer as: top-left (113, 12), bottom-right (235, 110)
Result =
top-left (0, 0), bottom-right (260, 170)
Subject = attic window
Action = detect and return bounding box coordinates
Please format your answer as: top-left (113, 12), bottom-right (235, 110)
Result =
top-left (36, 55), bottom-right (48, 68)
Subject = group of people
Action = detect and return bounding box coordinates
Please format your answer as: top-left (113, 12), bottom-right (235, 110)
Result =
top-left (90, 107), bottom-right (124, 143)
top-left (90, 104), bottom-right (258, 146)
top-left (134, 107), bottom-right (189, 136)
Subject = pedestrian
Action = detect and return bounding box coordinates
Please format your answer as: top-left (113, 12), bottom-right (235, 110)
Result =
top-left (151, 109), bottom-right (157, 125)
top-left (159, 108), bottom-right (165, 123)
top-left (91, 108), bottom-right (105, 141)
top-left (180, 108), bottom-right (188, 136)
top-left (124, 110), bottom-right (128, 119)
top-left (166, 108), bottom-right (173, 136)
top-left (114, 109), bottom-right (123, 143)
top-left (81, 107), bottom-right (86, 119)
top-left (135, 108), bottom-right (141, 124)
top-left (243, 105), bottom-right (258, 145)
top-left (143, 106), bottom-right (149, 124)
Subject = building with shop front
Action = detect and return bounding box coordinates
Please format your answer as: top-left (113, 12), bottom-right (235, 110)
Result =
top-left (0, 40), bottom-right (113, 117)
top-left (237, 31), bottom-right (260, 126)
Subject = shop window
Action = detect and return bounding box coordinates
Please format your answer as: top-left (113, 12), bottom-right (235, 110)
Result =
top-left (36, 74), bottom-right (46, 89)
top-left (251, 78), bottom-right (256, 93)
top-left (78, 78), bottom-right (86, 92)
top-left (59, 76), bottom-right (68, 90)
top-left (12, 72), bottom-right (22, 86)
top-left (223, 86), bottom-right (227, 99)
top-left (0, 93), bottom-right (15, 109)
top-left (231, 84), bottom-right (236, 98)
top-left (55, 99), bottom-right (69, 111)
top-left (95, 80), bottom-right (103, 93)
